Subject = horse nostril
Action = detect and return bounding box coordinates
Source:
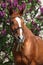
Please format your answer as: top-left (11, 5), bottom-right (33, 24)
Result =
top-left (18, 36), bottom-right (20, 39)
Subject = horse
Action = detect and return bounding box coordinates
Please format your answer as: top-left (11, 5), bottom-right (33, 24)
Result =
top-left (10, 11), bottom-right (43, 65)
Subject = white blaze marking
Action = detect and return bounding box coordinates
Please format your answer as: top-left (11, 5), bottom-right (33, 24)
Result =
top-left (15, 17), bottom-right (23, 39)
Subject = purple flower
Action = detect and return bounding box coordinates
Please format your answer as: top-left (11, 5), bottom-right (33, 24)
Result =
top-left (1, 3), bottom-right (6, 8)
top-left (32, 21), bottom-right (37, 27)
top-left (14, 0), bottom-right (18, 2)
top-left (9, 3), bottom-right (13, 9)
top-left (36, 0), bottom-right (40, 3)
top-left (1, 29), bottom-right (6, 35)
top-left (2, 11), bottom-right (5, 15)
top-left (36, 26), bottom-right (41, 31)
top-left (0, 11), bottom-right (5, 17)
top-left (32, 21), bottom-right (36, 25)
top-left (40, 7), bottom-right (43, 14)
top-left (17, 2), bottom-right (26, 11)
top-left (7, 19), bottom-right (10, 23)
top-left (22, 2), bottom-right (26, 10)
top-left (0, 11), bottom-right (2, 16)
top-left (7, 0), bottom-right (11, 3)
top-left (17, 5), bottom-right (23, 11)
top-left (28, 0), bottom-right (32, 3)
top-left (13, 0), bottom-right (18, 7)
top-left (13, 2), bottom-right (18, 7)
top-left (29, 7), bottom-right (32, 12)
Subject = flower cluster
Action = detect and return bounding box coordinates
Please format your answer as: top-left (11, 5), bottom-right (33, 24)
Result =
top-left (0, 11), bottom-right (5, 17)
top-left (13, 0), bottom-right (18, 7)
top-left (1, 2), bottom-right (6, 9)
top-left (6, 0), bottom-right (26, 11)
top-left (17, 2), bottom-right (26, 11)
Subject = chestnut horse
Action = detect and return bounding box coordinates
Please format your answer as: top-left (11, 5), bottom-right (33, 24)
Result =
top-left (10, 11), bottom-right (43, 65)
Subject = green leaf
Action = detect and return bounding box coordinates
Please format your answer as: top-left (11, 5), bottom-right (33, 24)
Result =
top-left (9, 51), bottom-right (13, 61)
top-left (26, 22), bottom-right (33, 29)
top-left (0, 7), bottom-right (3, 11)
top-left (25, 0), bottom-right (28, 2)
top-left (26, 3), bottom-right (31, 10)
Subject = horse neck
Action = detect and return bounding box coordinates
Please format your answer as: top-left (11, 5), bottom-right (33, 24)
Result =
top-left (22, 24), bottom-right (34, 38)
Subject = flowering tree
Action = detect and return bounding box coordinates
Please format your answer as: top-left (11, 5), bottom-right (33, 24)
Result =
top-left (0, 0), bottom-right (43, 65)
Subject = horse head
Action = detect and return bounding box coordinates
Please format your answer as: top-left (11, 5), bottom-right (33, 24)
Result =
top-left (10, 11), bottom-right (25, 43)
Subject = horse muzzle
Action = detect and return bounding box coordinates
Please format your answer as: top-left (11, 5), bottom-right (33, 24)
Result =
top-left (18, 35), bottom-right (24, 43)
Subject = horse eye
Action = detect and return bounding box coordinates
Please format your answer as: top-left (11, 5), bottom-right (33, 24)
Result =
top-left (10, 21), bottom-right (14, 25)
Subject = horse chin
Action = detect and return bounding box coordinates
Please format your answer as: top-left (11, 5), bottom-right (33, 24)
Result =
top-left (18, 35), bottom-right (25, 43)
top-left (19, 39), bottom-right (23, 43)
top-left (19, 38), bottom-right (24, 43)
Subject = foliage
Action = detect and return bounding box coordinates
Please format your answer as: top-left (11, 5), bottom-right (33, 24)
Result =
top-left (0, 0), bottom-right (43, 65)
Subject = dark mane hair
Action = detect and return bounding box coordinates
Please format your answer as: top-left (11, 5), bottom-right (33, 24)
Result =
top-left (9, 8), bottom-right (13, 15)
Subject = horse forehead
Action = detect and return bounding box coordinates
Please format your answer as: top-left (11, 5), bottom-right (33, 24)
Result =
top-left (15, 17), bottom-right (21, 27)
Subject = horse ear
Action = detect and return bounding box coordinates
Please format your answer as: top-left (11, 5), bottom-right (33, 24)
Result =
top-left (8, 8), bottom-right (13, 15)
top-left (18, 10), bottom-right (24, 16)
